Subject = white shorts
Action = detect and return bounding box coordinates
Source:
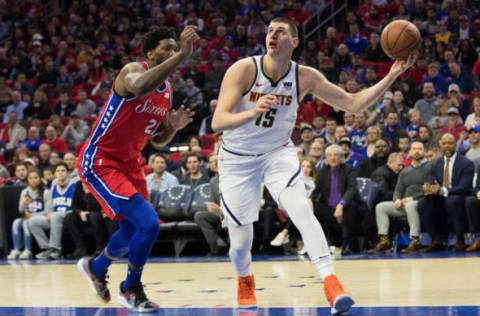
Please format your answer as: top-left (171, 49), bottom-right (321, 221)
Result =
top-left (218, 144), bottom-right (302, 226)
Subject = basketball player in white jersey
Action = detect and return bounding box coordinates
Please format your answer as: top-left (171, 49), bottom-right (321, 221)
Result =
top-left (212, 17), bottom-right (416, 314)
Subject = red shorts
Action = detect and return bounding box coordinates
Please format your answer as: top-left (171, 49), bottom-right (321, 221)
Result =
top-left (77, 153), bottom-right (147, 220)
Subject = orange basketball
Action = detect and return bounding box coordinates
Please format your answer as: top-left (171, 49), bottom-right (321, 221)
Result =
top-left (380, 20), bottom-right (421, 60)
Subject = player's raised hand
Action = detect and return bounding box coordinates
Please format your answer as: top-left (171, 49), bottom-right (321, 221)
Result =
top-left (169, 105), bottom-right (195, 131)
top-left (390, 50), bottom-right (418, 76)
top-left (252, 94), bottom-right (277, 118)
top-left (179, 25), bottom-right (199, 57)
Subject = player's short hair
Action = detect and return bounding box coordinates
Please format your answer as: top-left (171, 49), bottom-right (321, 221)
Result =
top-left (270, 17), bottom-right (298, 38)
top-left (142, 26), bottom-right (177, 56)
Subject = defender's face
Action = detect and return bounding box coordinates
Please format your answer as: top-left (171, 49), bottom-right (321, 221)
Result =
top-left (266, 22), bottom-right (297, 55)
top-left (151, 39), bottom-right (178, 66)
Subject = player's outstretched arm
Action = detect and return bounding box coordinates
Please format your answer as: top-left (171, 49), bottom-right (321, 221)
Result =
top-left (212, 58), bottom-right (275, 132)
top-left (115, 26), bottom-right (199, 98)
top-left (301, 52), bottom-right (417, 114)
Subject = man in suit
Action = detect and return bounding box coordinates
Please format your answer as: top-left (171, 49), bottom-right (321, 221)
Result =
top-left (371, 152), bottom-right (404, 204)
top-left (419, 133), bottom-right (474, 252)
top-left (356, 138), bottom-right (390, 178)
top-left (312, 144), bottom-right (371, 255)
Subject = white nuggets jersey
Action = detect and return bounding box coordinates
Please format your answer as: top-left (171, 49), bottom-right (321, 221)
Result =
top-left (222, 55), bottom-right (299, 155)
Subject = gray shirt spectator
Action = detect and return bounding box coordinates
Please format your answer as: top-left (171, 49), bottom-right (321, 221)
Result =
top-left (414, 82), bottom-right (439, 125)
top-left (75, 90), bottom-right (96, 118)
top-left (3, 90), bottom-right (28, 123)
top-left (393, 160), bottom-right (431, 201)
top-left (6, 111), bottom-right (26, 150)
top-left (61, 112), bottom-right (90, 150)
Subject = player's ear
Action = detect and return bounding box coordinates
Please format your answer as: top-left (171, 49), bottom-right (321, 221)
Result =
top-left (146, 49), bottom-right (154, 61)
top-left (292, 37), bottom-right (299, 49)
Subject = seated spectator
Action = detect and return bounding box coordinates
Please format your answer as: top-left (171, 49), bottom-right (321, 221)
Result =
top-left (312, 144), bottom-right (371, 255)
top-left (145, 153), bottom-right (179, 193)
top-left (181, 77), bottom-right (204, 111)
top-left (371, 153), bottom-right (404, 205)
top-left (333, 44), bottom-right (352, 70)
top-left (312, 115), bottom-right (325, 136)
top-left (29, 162), bottom-right (76, 259)
top-left (344, 22), bottom-right (368, 54)
top-left (308, 140), bottom-right (325, 170)
top-left (179, 152), bottom-right (209, 188)
top-left (41, 125), bottom-right (67, 155)
top-left (365, 32), bottom-right (389, 62)
top-left (447, 61), bottom-right (471, 94)
top-left (61, 111), bottom-right (90, 150)
top-left (464, 95), bottom-right (480, 129)
top-left (193, 154), bottom-right (227, 256)
top-left (37, 143), bottom-right (51, 171)
top-left (372, 141), bottom-right (428, 254)
top-left (406, 108), bottom-right (421, 141)
top-left (357, 138), bottom-right (389, 178)
top-left (465, 126), bottom-right (480, 163)
top-left (3, 90), bottom-right (28, 123)
top-left (339, 137), bottom-right (362, 169)
top-left (422, 62), bottom-right (448, 95)
top-left (198, 99), bottom-right (217, 136)
top-left (9, 162), bottom-right (27, 186)
top-left (419, 133), bottom-right (474, 252)
top-left (343, 112), bottom-right (355, 132)
top-left (415, 81), bottom-right (440, 125)
top-left (334, 125), bottom-right (348, 144)
top-left (392, 91), bottom-right (409, 127)
top-left (396, 134), bottom-right (412, 167)
top-left (321, 117), bottom-right (337, 144)
top-left (428, 100), bottom-right (449, 134)
top-left (465, 164), bottom-right (480, 252)
top-left (53, 92), bottom-right (76, 117)
top-left (49, 151), bottom-right (61, 169)
top-left (42, 166), bottom-right (53, 189)
top-left (23, 90), bottom-right (51, 120)
top-left (350, 112), bottom-right (369, 154)
top-left (204, 59), bottom-right (225, 98)
top-left (299, 125), bottom-right (314, 156)
top-left (21, 126), bottom-right (41, 152)
top-left (418, 125), bottom-right (434, 148)
top-left (64, 180), bottom-right (118, 259)
top-left (63, 151), bottom-right (79, 182)
top-left (5, 111), bottom-right (27, 151)
top-left (75, 89), bottom-right (96, 118)
top-left (6, 168), bottom-right (48, 260)
top-left (439, 107), bottom-right (467, 141)
top-left (383, 112), bottom-right (402, 144)
top-left (206, 153), bottom-right (218, 178)
top-left (448, 84), bottom-right (470, 121)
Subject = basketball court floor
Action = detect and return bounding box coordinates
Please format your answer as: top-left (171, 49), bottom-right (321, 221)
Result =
top-left (2, 252), bottom-right (480, 315)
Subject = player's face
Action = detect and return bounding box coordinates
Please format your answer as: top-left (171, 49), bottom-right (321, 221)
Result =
top-left (151, 39), bottom-right (178, 66)
top-left (266, 22), bottom-right (298, 56)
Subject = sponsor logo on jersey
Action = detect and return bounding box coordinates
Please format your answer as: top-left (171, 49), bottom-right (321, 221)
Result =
top-left (255, 83), bottom-right (265, 87)
top-left (283, 82), bottom-right (292, 89)
top-left (249, 91), bottom-right (292, 106)
top-left (134, 98), bottom-right (168, 116)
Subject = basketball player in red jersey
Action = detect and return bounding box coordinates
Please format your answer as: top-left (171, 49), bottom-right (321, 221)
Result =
top-left (77, 25), bottom-right (199, 313)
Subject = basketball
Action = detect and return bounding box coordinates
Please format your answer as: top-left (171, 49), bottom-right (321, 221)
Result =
top-left (380, 20), bottom-right (421, 60)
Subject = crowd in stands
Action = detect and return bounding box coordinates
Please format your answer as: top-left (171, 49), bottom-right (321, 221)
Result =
top-left (3, 0), bottom-right (480, 259)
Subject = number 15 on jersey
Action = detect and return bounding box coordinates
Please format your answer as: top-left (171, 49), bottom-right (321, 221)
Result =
top-left (255, 108), bottom-right (277, 128)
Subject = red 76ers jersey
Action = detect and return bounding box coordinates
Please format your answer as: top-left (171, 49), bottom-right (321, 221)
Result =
top-left (83, 62), bottom-right (171, 162)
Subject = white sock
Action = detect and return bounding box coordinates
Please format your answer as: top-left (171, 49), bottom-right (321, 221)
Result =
top-left (228, 223), bottom-right (253, 277)
top-left (278, 181), bottom-right (335, 280)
